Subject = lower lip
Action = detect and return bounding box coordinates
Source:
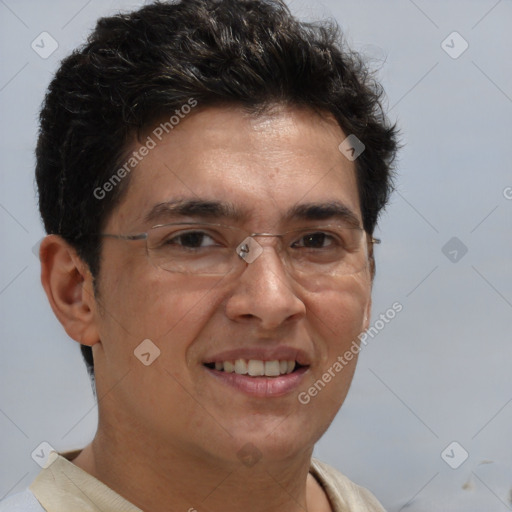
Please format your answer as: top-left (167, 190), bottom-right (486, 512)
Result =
top-left (204, 366), bottom-right (308, 398)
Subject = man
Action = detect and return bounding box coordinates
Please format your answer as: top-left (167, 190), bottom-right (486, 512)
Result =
top-left (1, 0), bottom-right (397, 510)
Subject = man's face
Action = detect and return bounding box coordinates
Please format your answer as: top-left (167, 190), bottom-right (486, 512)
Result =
top-left (90, 105), bottom-right (372, 464)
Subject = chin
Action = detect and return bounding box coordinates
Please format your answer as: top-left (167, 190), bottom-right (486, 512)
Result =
top-left (222, 414), bottom-right (324, 463)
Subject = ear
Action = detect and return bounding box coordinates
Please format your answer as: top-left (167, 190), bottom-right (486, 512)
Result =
top-left (39, 235), bottom-right (100, 347)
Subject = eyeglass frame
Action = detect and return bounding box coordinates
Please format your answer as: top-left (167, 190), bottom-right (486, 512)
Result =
top-left (97, 221), bottom-right (381, 276)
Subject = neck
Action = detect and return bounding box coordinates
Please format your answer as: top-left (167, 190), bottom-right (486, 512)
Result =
top-left (73, 420), bottom-right (328, 512)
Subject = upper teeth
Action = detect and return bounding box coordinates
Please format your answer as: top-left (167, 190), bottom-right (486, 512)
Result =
top-left (213, 359), bottom-right (296, 376)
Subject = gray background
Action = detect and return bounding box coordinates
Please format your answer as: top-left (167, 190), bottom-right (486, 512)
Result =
top-left (1, 0), bottom-right (511, 510)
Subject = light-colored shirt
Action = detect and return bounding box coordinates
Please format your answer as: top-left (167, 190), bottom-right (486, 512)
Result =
top-left (0, 452), bottom-right (385, 511)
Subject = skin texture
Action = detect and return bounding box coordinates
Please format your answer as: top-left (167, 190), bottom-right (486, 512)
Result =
top-left (40, 105), bottom-right (373, 512)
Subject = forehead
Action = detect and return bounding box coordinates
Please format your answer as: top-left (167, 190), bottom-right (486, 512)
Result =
top-left (110, 105), bottom-right (361, 231)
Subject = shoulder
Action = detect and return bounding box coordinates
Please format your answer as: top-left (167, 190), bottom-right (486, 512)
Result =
top-left (0, 490), bottom-right (45, 512)
top-left (310, 458), bottom-right (386, 512)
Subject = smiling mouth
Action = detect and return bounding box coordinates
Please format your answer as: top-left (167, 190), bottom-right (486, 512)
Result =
top-left (203, 359), bottom-right (305, 377)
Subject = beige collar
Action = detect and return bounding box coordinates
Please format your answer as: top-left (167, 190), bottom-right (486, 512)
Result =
top-left (30, 452), bottom-right (382, 512)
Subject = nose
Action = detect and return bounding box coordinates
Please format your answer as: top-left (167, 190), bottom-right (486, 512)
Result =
top-left (224, 241), bottom-right (306, 330)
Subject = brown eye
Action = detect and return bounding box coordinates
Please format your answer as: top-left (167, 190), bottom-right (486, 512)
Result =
top-left (293, 232), bottom-right (333, 249)
top-left (173, 232), bottom-right (210, 248)
top-left (160, 230), bottom-right (218, 249)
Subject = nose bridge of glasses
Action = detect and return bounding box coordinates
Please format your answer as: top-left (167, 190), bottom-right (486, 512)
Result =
top-left (235, 233), bottom-right (287, 266)
top-left (250, 232), bottom-right (286, 247)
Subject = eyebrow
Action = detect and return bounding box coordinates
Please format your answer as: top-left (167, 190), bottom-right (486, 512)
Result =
top-left (144, 199), bottom-right (248, 225)
top-left (286, 202), bottom-right (361, 227)
top-left (144, 198), bottom-right (361, 228)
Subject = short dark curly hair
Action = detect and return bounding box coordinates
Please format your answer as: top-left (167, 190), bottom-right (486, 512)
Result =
top-left (36, 0), bottom-right (398, 377)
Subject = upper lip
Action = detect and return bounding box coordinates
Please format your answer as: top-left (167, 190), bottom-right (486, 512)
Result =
top-left (202, 346), bottom-right (312, 367)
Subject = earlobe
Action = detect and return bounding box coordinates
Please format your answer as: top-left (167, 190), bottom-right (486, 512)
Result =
top-left (39, 235), bottom-right (100, 347)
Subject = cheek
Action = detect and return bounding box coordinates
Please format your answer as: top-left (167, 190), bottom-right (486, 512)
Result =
top-left (307, 274), bottom-right (371, 353)
top-left (302, 273), bottom-right (370, 403)
top-left (145, 274), bottom-right (227, 342)
top-left (101, 269), bottom-right (227, 367)
top-left (94, 271), bottom-right (228, 431)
